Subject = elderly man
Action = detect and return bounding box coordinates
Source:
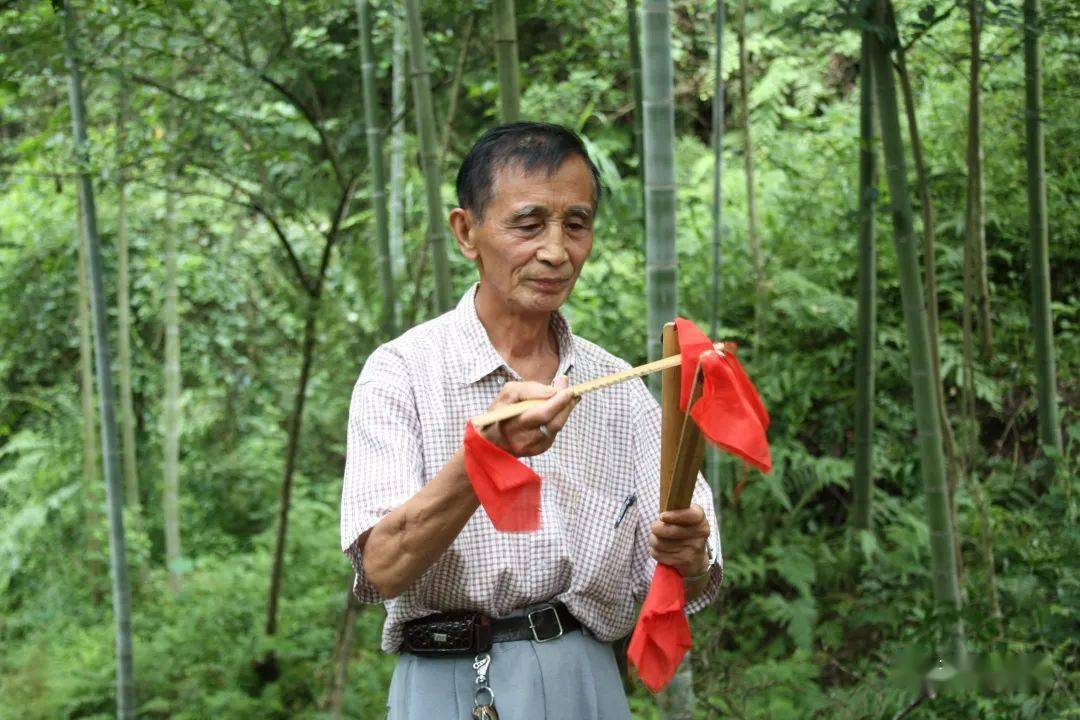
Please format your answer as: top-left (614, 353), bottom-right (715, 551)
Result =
top-left (340, 122), bottom-right (722, 719)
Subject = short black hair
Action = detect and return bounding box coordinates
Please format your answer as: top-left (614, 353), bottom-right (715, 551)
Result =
top-left (455, 122), bottom-right (603, 220)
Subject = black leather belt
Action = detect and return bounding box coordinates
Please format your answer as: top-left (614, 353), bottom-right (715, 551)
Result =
top-left (401, 602), bottom-right (581, 656)
top-left (491, 601), bottom-right (581, 644)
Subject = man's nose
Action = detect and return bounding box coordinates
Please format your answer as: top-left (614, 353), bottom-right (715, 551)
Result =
top-left (536, 222), bottom-right (570, 266)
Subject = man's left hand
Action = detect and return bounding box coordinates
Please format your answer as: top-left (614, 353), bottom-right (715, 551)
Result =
top-left (648, 504), bottom-right (710, 578)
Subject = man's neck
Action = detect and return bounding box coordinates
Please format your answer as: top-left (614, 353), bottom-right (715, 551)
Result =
top-left (474, 283), bottom-right (560, 381)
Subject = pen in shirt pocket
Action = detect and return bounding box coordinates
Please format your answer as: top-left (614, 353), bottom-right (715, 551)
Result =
top-left (613, 492), bottom-right (637, 529)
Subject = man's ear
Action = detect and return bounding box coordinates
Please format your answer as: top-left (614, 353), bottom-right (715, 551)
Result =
top-left (449, 207), bottom-right (479, 261)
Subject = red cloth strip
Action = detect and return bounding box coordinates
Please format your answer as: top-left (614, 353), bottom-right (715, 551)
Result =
top-left (627, 564), bottom-right (693, 693)
top-left (462, 421), bottom-right (541, 532)
top-left (690, 351), bottom-right (772, 473)
top-left (673, 317), bottom-right (713, 412)
top-left (673, 318), bottom-right (771, 473)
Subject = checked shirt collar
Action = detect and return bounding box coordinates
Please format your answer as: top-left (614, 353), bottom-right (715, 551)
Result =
top-left (455, 282), bottom-right (577, 386)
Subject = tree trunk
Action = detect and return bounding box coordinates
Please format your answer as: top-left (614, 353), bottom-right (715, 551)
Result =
top-left (641, 0), bottom-right (678, 376)
top-left (967, 0), bottom-right (992, 354)
top-left (389, 4), bottom-right (407, 304)
top-left (658, 655), bottom-right (695, 720)
top-left (404, 0), bottom-right (452, 315)
top-left (263, 284), bottom-right (326, 682)
top-left (357, 0), bottom-right (396, 339)
top-left (868, 1), bottom-right (966, 664)
top-left (440, 13), bottom-right (475, 162)
top-left (1022, 0), bottom-right (1063, 484)
top-left (493, 0), bottom-right (521, 122)
top-left (264, 299), bottom-right (320, 641)
top-left (851, 23), bottom-right (877, 532)
top-left (163, 182), bottom-right (183, 595)
top-left (327, 582), bottom-right (364, 720)
top-left (258, 178), bottom-right (351, 685)
top-left (60, 2), bottom-right (136, 714)
top-left (737, 0), bottom-right (763, 356)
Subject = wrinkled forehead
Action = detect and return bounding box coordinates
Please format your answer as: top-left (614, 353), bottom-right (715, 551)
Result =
top-left (486, 155), bottom-right (598, 214)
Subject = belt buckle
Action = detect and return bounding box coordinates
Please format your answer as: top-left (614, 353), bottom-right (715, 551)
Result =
top-left (527, 604), bottom-right (564, 643)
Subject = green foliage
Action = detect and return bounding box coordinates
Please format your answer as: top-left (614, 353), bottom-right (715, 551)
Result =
top-left (1, 0), bottom-right (1077, 717)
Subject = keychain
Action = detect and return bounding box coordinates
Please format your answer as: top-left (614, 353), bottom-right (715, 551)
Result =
top-left (471, 652), bottom-right (499, 720)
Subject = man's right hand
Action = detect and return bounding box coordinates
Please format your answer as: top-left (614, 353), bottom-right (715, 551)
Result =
top-left (480, 374), bottom-right (578, 457)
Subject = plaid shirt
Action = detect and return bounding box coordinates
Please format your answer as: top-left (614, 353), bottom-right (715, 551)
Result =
top-left (340, 283), bottom-right (723, 652)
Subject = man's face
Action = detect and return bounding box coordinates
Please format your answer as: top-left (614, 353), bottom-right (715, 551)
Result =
top-left (451, 155), bottom-right (596, 316)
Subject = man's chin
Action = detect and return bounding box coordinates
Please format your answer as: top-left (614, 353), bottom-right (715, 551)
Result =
top-left (525, 283), bottom-right (573, 311)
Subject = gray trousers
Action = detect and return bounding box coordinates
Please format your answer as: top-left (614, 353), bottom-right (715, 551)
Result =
top-left (386, 608), bottom-right (632, 719)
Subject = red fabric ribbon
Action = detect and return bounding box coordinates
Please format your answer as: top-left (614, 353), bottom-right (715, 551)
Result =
top-left (462, 421), bottom-right (541, 532)
top-left (627, 564), bottom-right (693, 693)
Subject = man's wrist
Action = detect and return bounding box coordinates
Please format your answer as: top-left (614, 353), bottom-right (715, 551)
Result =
top-left (682, 537), bottom-right (716, 583)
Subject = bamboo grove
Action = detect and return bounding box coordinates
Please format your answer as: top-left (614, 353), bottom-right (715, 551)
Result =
top-left (1, 1), bottom-right (1074, 718)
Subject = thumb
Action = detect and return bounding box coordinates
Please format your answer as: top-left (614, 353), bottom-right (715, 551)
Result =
top-left (553, 374), bottom-right (570, 390)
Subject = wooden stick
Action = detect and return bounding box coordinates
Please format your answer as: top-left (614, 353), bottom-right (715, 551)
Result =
top-left (469, 341), bottom-right (727, 429)
top-left (663, 363), bottom-right (708, 512)
top-left (659, 323), bottom-right (684, 511)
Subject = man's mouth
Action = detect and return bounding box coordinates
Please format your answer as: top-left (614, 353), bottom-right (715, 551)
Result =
top-left (529, 277), bottom-right (570, 289)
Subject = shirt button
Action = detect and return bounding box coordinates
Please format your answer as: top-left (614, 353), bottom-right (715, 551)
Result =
top-left (496, 375), bottom-right (504, 385)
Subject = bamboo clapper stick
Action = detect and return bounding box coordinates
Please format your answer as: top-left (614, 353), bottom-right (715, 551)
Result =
top-left (469, 341), bottom-right (727, 429)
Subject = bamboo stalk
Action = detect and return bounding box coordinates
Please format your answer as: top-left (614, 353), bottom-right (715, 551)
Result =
top-left (357, 0), bottom-right (395, 337)
top-left (967, 0), bottom-right (992, 353)
top-left (706, 0), bottom-right (726, 496)
top-left (163, 175), bottom-right (182, 596)
top-left (737, 0), bottom-right (763, 356)
top-left (868, 0), bottom-right (966, 664)
top-left (641, 0), bottom-right (678, 383)
top-left (389, 5), bottom-right (407, 290)
top-left (493, 0), bottom-right (521, 122)
top-left (76, 193), bottom-right (104, 597)
top-left (403, 0), bottom-right (452, 313)
top-left (114, 22), bottom-right (139, 513)
top-left (1023, 0), bottom-right (1063, 485)
top-left (61, 1), bottom-right (135, 713)
top-left (888, 0), bottom-right (965, 578)
top-left (470, 342), bottom-right (727, 428)
top-left (852, 19), bottom-right (877, 532)
top-left (626, 0), bottom-right (644, 182)
top-left (161, 41), bottom-right (183, 597)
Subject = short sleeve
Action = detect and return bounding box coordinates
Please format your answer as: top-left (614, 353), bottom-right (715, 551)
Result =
top-left (627, 380), bottom-right (724, 612)
top-left (340, 346), bottom-right (424, 603)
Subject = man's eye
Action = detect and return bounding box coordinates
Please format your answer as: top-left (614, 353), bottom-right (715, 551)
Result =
top-left (520, 224), bottom-right (542, 233)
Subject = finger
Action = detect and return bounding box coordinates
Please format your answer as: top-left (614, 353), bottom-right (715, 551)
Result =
top-left (651, 521), bottom-right (710, 541)
top-left (649, 531), bottom-right (706, 552)
top-left (648, 546), bottom-right (697, 566)
top-left (518, 387), bottom-right (574, 428)
top-left (546, 391), bottom-right (580, 433)
top-left (659, 505), bottom-right (706, 527)
top-left (500, 381), bottom-right (557, 404)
